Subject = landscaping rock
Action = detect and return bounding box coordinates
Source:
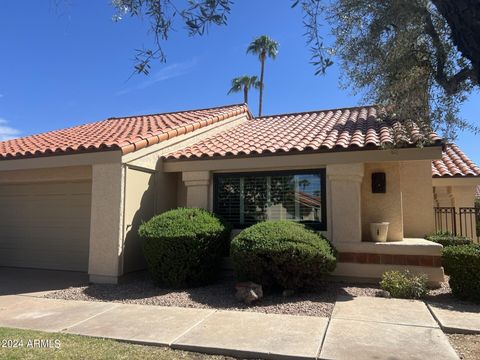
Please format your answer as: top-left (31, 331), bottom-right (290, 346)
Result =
top-left (235, 282), bottom-right (263, 305)
top-left (376, 290), bottom-right (391, 298)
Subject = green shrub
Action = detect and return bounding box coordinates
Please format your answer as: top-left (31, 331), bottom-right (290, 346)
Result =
top-left (425, 231), bottom-right (472, 247)
top-left (230, 221), bottom-right (336, 290)
top-left (442, 244), bottom-right (480, 302)
top-left (380, 270), bottom-right (428, 299)
top-left (138, 208), bottom-right (230, 288)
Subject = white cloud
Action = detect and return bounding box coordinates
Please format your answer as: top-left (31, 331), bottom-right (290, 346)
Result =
top-left (116, 58), bottom-right (199, 95)
top-left (0, 118), bottom-right (21, 141)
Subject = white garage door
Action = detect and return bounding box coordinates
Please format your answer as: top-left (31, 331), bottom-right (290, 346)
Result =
top-left (0, 181), bottom-right (91, 271)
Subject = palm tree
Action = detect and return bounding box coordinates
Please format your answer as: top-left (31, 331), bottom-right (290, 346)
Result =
top-left (247, 35), bottom-right (279, 116)
top-left (227, 75), bottom-right (261, 105)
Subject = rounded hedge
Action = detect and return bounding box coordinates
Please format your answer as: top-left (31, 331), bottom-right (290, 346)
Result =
top-left (426, 232), bottom-right (472, 247)
top-left (138, 208), bottom-right (229, 288)
top-left (442, 244), bottom-right (480, 302)
top-left (230, 221), bottom-right (336, 290)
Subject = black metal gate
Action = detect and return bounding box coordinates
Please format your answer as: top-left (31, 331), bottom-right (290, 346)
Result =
top-left (434, 207), bottom-right (480, 242)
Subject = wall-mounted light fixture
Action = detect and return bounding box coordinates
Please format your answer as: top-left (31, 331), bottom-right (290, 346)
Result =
top-left (372, 172), bottom-right (386, 193)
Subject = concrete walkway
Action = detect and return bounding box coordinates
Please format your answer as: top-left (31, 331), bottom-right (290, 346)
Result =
top-left (0, 295), bottom-right (459, 360)
top-left (428, 302), bottom-right (480, 334)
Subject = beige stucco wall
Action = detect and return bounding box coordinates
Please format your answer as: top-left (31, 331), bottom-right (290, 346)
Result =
top-left (327, 163), bottom-right (364, 243)
top-left (155, 171), bottom-right (179, 213)
top-left (183, 171), bottom-right (210, 209)
top-left (451, 186), bottom-right (476, 208)
top-left (122, 167), bottom-right (155, 273)
top-left (400, 160), bottom-right (435, 237)
top-left (361, 162), bottom-right (403, 241)
top-left (88, 162), bottom-right (125, 283)
top-left (177, 173), bottom-right (187, 207)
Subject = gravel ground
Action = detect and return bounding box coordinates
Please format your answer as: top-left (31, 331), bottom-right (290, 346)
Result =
top-left (425, 275), bottom-right (480, 313)
top-left (448, 334), bottom-right (480, 360)
top-left (45, 271), bottom-right (380, 317)
top-left (45, 272), bottom-right (479, 318)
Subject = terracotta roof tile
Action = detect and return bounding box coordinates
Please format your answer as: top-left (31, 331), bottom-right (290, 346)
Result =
top-left (0, 104), bottom-right (250, 160)
top-left (165, 106), bottom-right (442, 160)
top-left (432, 143), bottom-right (480, 177)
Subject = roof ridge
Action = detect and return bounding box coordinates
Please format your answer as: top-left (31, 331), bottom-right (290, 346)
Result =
top-left (107, 103), bottom-right (248, 120)
top-left (253, 104), bottom-right (379, 120)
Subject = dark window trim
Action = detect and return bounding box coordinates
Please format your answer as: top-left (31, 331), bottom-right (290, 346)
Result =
top-left (213, 168), bottom-right (327, 231)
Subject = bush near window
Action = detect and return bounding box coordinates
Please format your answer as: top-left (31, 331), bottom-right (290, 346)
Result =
top-left (380, 270), bottom-right (428, 299)
top-left (138, 208), bottom-right (230, 288)
top-left (425, 232), bottom-right (472, 247)
top-left (230, 221), bottom-right (336, 290)
top-left (442, 244), bottom-right (480, 302)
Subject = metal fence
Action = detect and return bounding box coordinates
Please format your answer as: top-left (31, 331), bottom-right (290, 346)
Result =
top-left (434, 207), bottom-right (480, 242)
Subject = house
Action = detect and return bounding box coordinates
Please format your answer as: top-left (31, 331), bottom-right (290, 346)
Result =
top-left (0, 103), bottom-right (479, 286)
top-left (431, 144), bottom-right (480, 240)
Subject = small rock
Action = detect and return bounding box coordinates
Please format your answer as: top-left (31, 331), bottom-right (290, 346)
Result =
top-left (282, 289), bottom-right (296, 297)
top-left (376, 290), bottom-right (391, 298)
top-left (235, 282), bottom-right (263, 305)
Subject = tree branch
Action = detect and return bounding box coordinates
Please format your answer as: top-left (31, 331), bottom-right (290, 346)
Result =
top-left (424, 10), bottom-right (476, 95)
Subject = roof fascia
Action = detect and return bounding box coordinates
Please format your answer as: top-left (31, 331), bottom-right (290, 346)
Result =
top-left (164, 146), bottom-right (443, 173)
top-left (432, 177), bottom-right (480, 186)
top-left (0, 150), bottom-right (122, 171)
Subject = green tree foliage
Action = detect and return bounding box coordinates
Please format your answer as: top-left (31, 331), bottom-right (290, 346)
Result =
top-left (227, 75), bottom-right (261, 104)
top-left (327, 0), bottom-right (478, 140)
top-left (111, 0), bottom-right (479, 137)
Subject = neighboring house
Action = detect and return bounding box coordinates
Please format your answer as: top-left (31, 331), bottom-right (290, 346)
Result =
top-left (432, 144), bottom-right (480, 240)
top-left (432, 143), bottom-right (480, 208)
top-left (0, 103), bottom-right (479, 286)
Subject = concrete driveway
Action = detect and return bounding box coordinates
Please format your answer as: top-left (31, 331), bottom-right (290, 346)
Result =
top-left (0, 267), bottom-right (88, 296)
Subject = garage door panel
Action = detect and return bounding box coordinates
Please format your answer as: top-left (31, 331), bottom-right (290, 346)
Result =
top-left (0, 181), bottom-right (91, 272)
top-left (0, 249), bottom-right (88, 272)
top-left (0, 230), bottom-right (89, 250)
top-left (0, 182), bottom-right (91, 196)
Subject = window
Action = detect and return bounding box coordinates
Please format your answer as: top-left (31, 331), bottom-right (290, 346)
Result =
top-left (214, 169), bottom-right (326, 230)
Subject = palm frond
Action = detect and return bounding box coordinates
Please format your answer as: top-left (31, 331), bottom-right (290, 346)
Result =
top-left (246, 35), bottom-right (279, 60)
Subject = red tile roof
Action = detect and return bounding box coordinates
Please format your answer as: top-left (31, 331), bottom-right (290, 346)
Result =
top-left (165, 106), bottom-right (442, 160)
top-left (432, 143), bottom-right (480, 177)
top-left (0, 104), bottom-right (250, 160)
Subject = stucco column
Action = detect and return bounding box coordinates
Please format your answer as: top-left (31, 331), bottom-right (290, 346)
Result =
top-left (327, 163), bottom-right (364, 243)
top-left (88, 163), bottom-right (125, 284)
top-left (400, 161), bottom-right (434, 237)
top-left (183, 171), bottom-right (210, 209)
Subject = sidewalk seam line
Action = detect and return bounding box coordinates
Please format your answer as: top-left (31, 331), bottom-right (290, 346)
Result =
top-left (169, 310), bottom-right (217, 346)
top-left (316, 317), bottom-right (330, 360)
top-left (331, 316), bottom-right (439, 329)
top-left (60, 304), bottom-right (119, 332)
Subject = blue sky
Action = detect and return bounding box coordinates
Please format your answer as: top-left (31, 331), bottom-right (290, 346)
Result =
top-left (0, 1), bottom-right (478, 164)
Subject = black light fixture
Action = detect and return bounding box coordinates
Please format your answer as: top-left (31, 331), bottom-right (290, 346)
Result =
top-left (372, 172), bottom-right (386, 193)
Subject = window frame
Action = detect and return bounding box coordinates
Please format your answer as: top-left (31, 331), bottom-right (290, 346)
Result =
top-left (213, 168), bottom-right (327, 230)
